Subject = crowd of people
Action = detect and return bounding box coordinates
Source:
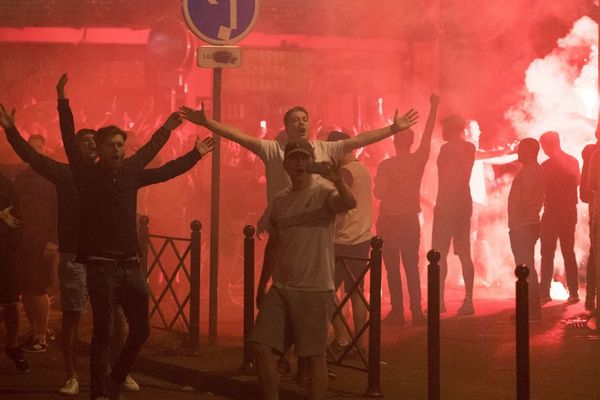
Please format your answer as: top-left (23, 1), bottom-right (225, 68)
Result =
top-left (0, 74), bottom-right (215, 400)
top-left (0, 74), bottom-right (597, 400)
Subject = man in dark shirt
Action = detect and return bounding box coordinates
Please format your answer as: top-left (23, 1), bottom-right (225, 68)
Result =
top-left (431, 114), bottom-right (476, 316)
top-left (56, 74), bottom-right (215, 400)
top-left (374, 94), bottom-right (439, 325)
top-left (13, 134), bottom-right (58, 353)
top-left (1, 77), bottom-right (182, 394)
top-left (539, 131), bottom-right (581, 304)
top-left (580, 129), bottom-right (599, 311)
top-left (0, 172), bottom-right (28, 372)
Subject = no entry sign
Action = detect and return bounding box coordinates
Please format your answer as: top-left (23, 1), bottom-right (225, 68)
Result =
top-left (182, 0), bottom-right (259, 45)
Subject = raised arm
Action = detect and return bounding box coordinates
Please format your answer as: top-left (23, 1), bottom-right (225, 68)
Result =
top-left (56, 73), bottom-right (82, 167)
top-left (323, 158), bottom-right (357, 213)
top-left (414, 94), bottom-right (440, 159)
top-left (125, 112), bottom-right (182, 168)
top-left (139, 136), bottom-right (214, 187)
top-left (179, 103), bottom-right (262, 154)
top-left (0, 109), bottom-right (66, 184)
top-left (342, 109), bottom-right (419, 153)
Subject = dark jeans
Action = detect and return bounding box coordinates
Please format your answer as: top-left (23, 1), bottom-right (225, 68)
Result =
top-left (586, 247), bottom-right (596, 308)
top-left (87, 263), bottom-right (150, 399)
top-left (377, 214), bottom-right (422, 316)
top-left (539, 209), bottom-right (578, 298)
top-left (586, 205), bottom-right (596, 309)
top-left (509, 226), bottom-right (542, 319)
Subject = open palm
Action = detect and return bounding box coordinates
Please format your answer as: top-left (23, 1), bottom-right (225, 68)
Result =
top-left (394, 109), bottom-right (419, 131)
top-left (195, 136), bottom-right (215, 157)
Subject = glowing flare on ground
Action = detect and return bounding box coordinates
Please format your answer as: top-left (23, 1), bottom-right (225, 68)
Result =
top-left (549, 280), bottom-right (569, 301)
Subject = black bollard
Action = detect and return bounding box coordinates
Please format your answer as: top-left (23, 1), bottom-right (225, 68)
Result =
top-left (365, 236), bottom-right (383, 398)
top-left (515, 265), bottom-right (530, 400)
top-left (427, 249), bottom-right (441, 400)
top-left (240, 225), bottom-right (256, 371)
top-left (189, 220), bottom-right (202, 353)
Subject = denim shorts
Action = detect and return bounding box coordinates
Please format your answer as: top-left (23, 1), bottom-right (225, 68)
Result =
top-left (58, 253), bottom-right (88, 312)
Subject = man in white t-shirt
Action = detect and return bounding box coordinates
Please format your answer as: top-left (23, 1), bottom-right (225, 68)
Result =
top-left (179, 104), bottom-right (418, 233)
top-left (248, 138), bottom-right (356, 400)
top-left (327, 130), bottom-right (372, 357)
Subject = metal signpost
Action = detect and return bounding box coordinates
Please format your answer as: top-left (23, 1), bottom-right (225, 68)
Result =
top-left (182, 0), bottom-right (259, 345)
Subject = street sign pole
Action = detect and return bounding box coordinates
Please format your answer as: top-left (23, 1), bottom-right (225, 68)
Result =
top-left (183, 0), bottom-right (259, 346)
top-left (209, 67), bottom-right (222, 345)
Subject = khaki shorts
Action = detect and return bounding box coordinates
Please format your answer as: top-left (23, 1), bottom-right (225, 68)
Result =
top-left (249, 287), bottom-right (334, 357)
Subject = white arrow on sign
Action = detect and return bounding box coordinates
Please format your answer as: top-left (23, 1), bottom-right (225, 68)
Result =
top-left (207, 0), bottom-right (238, 41)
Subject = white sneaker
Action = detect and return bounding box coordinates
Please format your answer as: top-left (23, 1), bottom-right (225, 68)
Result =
top-left (59, 377), bottom-right (79, 395)
top-left (122, 375), bottom-right (140, 392)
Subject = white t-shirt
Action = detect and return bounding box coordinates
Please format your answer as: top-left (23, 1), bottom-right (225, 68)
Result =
top-left (257, 139), bottom-right (345, 204)
top-left (269, 181), bottom-right (337, 292)
top-left (335, 160), bottom-right (373, 245)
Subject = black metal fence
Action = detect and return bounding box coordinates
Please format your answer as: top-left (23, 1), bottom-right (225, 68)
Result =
top-left (241, 226), bottom-right (384, 396)
top-left (138, 215), bottom-right (202, 351)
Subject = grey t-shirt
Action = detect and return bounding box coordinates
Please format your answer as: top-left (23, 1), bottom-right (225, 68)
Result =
top-left (269, 181), bottom-right (336, 292)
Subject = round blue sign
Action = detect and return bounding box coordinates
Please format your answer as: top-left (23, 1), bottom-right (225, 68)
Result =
top-left (182, 0), bottom-right (259, 45)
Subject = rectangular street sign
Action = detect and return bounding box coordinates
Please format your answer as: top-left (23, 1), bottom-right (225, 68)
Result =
top-left (197, 45), bottom-right (241, 68)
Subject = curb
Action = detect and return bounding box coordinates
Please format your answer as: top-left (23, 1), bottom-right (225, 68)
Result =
top-left (134, 354), bottom-right (308, 400)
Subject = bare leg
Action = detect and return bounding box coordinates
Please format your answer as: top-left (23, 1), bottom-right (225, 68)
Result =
top-left (331, 293), bottom-right (351, 347)
top-left (458, 254), bottom-right (475, 301)
top-left (253, 343), bottom-right (280, 400)
top-left (350, 291), bottom-right (368, 349)
top-left (22, 292), bottom-right (49, 343)
top-left (62, 310), bottom-right (81, 379)
top-left (307, 354), bottom-right (328, 400)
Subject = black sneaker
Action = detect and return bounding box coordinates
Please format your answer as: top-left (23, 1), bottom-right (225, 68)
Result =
top-left (6, 347), bottom-right (30, 372)
top-left (20, 336), bottom-right (47, 353)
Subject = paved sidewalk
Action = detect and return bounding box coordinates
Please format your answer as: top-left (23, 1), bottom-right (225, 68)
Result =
top-left (134, 296), bottom-right (600, 400)
top-left (3, 293), bottom-right (597, 399)
top-left (0, 333), bottom-right (229, 400)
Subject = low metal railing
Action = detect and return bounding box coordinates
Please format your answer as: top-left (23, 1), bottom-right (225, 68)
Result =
top-left (138, 215), bottom-right (202, 352)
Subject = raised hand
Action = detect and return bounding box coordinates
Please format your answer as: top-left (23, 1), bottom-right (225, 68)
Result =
top-left (321, 157), bottom-right (342, 183)
top-left (0, 104), bottom-right (15, 129)
top-left (393, 109), bottom-right (420, 131)
top-left (162, 112), bottom-right (183, 131)
top-left (179, 102), bottom-right (208, 127)
top-left (430, 93), bottom-right (440, 107)
top-left (0, 206), bottom-right (24, 229)
top-left (195, 136), bottom-right (215, 157)
top-left (57, 73), bottom-right (68, 100)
